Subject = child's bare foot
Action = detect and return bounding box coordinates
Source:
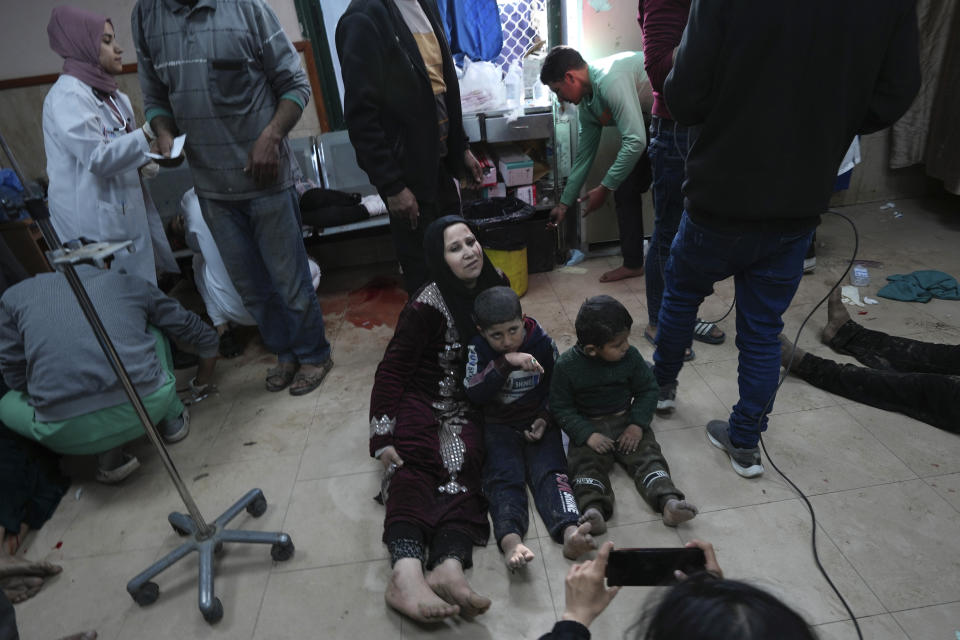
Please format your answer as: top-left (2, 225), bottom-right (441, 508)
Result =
top-left (2, 523), bottom-right (28, 555)
top-left (385, 558), bottom-right (460, 623)
top-left (500, 533), bottom-right (535, 570)
top-left (562, 522), bottom-right (597, 560)
top-left (661, 498), bottom-right (698, 527)
top-left (778, 334), bottom-right (807, 371)
top-left (426, 558), bottom-right (491, 618)
top-left (578, 507), bottom-right (607, 535)
top-left (822, 286), bottom-right (850, 345)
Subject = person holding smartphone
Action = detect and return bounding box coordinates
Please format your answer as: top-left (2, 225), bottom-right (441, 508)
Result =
top-left (539, 540), bottom-right (816, 640)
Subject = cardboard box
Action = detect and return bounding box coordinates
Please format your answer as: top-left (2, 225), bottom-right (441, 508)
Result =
top-left (510, 184), bottom-right (536, 206)
top-left (473, 147), bottom-right (498, 188)
top-left (496, 147), bottom-right (534, 187)
top-left (481, 182), bottom-right (507, 199)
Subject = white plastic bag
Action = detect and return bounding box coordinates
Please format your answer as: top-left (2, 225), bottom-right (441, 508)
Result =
top-left (459, 58), bottom-right (506, 113)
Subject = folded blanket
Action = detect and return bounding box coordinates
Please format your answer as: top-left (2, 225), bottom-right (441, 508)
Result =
top-left (877, 270), bottom-right (960, 302)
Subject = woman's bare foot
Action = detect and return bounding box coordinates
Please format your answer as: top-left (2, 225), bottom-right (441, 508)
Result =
top-left (778, 334), bottom-right (807, 372)
top-left (0, 554), bottom-right (62, 603)
top-left (426, 558), bottom-right (491, 618)
top-left (500, 533), bottom-right (535, 570)
top-left (1, 575), bottom-right (44, 603)
top-left (661, 498), bottom-right (698, 527)
top-left (0, 553), bottom-right (62, 579)
top-left (578, 507), bottom-right (607, 535)
top-left (822, 286), bottom-right (851, 345)
top-left (562, 522), bottom-right (597, 560)
top-left (385, 558), bottom-right (460, 623)
top-left (600, 265), bottom-right (644, 282)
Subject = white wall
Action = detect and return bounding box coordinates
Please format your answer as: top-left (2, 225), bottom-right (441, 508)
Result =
top-left (0, 0), bottom-right (303, 80)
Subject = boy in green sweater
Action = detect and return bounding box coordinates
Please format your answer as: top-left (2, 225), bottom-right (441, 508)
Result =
top-left (550, 295), bottom-right (697, 532)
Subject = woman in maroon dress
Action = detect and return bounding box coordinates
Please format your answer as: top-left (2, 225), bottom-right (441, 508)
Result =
top-left (369, 216), bottom-right (505, 623)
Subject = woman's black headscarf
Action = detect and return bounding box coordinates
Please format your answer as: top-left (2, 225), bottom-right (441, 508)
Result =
top-left (423, 215), bottom-right (503, 343)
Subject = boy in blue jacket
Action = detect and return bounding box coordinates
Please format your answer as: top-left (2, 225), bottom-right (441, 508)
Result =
top-left (465, 287), bottom-right (596, 569)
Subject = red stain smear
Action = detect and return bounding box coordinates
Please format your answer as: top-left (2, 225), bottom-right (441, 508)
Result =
top-left (344, 277), bottom-right (408, 330)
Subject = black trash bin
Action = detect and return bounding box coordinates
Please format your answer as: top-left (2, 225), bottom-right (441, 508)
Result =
top-left (463, 197), bottom-right (557, 280)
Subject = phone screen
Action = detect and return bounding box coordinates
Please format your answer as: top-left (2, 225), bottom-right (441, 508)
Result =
top-left (605, 548), bottom-right (707, 586)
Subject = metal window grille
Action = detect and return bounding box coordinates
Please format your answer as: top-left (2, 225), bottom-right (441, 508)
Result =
top-left (495, 0), bottom-right (548, 72)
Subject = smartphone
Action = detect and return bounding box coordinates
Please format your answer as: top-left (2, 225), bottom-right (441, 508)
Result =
top-left (605, 547), bottom-right (707, 586)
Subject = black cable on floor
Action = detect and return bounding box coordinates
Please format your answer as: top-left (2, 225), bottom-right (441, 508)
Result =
top-left (756, 209), bottom-right (863, 640)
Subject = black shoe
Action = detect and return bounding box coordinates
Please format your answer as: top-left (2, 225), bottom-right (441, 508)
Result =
top-left (656, 382), bottom-right (677, 414)
top-left (218, 328), bottom-right (243, 358)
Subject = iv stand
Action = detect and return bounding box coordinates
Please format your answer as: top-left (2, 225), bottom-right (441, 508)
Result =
top-left (0, 132), bottom-right (294, 624)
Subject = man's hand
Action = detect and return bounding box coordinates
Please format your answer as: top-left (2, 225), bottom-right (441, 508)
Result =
top-left (150, 115), bottom-right (178, 158)
top-left (674, 539), bottom-right (724, 581)
top-left (524, 418), bottom-right (547, 442)
top-left (586, 432), bottom-right (615, 454)
top-left (246, 125), bottom-right (282, 188)
top-left (617, 423), bottom-right (643, 454)
top-left (560, 540), bottom-right (620, 629)
top-left (579, 185), bottom-right (611, 217)
top-left (548, 203), bottom-right (569, 229)
top-left (463, 149), bottom-right (484, 187)
top-left (378, 445), bottom-right (404, 472)
top-left (504, 352), bottom-right (545, 373)
top-left (386, 188), bottom-right (420, 229)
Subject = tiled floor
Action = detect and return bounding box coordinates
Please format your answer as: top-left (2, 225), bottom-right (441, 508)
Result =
top-left (13, 196), bottom-right (960, 639)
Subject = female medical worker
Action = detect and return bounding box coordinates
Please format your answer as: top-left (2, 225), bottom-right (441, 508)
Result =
top-left (42, 6), bottom-right (177, 284)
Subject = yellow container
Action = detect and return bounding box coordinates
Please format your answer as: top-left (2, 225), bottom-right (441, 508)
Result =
top-left (484, 246), bottom-right (528, 297)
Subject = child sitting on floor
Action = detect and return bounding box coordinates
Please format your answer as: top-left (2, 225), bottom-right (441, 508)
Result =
top-left (464, 287), bottom-right (596, 569)
top-left (550, 295), bottom-right (697, 533)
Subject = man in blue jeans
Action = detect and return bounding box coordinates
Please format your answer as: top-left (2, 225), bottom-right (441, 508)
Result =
top-left (133, 0), bottom-right (332, 396)
top-left (652, 0), bottom-right (921, 477)
top-left (638, 0), bottom-right (725, 361)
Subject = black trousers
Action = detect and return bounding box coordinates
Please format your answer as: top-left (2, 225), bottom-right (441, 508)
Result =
top-left (389, 163), bottom-right (462, 295)
top-left (612, 153), bottom-right (652, 269)
top-left (793, 320), bottom-right (960, 433)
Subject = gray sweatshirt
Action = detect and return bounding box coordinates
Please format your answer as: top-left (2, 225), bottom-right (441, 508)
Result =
top-left (0, 266), bottom-right (218, 422)
top-left (132, 0), bottom-right (311, 200)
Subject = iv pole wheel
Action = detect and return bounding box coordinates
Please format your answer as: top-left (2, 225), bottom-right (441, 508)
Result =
top-left (201, 597), bottom-right (223, 624)
top-left (131, 581), bottom-right (160, 606)
top-left (271, 539), bottom-right (295, 562)
top-left (246, 493), bottom-right (267, 517)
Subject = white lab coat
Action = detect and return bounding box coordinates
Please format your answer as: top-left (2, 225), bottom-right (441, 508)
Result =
top-left (42, 74), bottom-right (178, 284)
top-left (180, 189), bottom-right (320, 327)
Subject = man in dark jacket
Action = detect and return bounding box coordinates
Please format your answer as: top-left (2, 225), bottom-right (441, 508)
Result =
top-left (651, 0), bottom-right (921, 478)
top-left (336, 0), bottom-right (483, 295)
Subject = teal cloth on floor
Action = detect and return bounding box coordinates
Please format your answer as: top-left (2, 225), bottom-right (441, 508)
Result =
top-left (877, 270), bottom-right (960, 302)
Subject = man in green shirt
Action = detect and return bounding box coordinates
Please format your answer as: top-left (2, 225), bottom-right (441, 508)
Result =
top-left (541, 47), bottom-right (653, 283)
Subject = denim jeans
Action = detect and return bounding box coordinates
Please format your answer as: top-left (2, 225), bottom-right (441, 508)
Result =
top-left (198, 188), bottom-right (331, 364)
top-left (482, 422), bottom-right (580, 545)
top-left (653, 214), bottom-right (813, 447)
top-left (645, 118), bottom-right (692, 326)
